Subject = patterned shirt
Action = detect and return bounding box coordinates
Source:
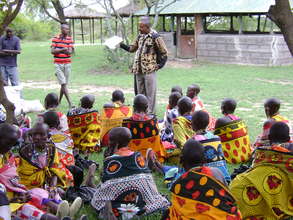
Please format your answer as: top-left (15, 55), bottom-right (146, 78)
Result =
top-left (130, 30), bottom-right (168, 74)
top-left (51, 34), bottom-right (74, 64)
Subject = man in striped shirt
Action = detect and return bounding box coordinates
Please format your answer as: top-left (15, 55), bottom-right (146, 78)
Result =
top-left (51, 24), bottom-right (74, 107)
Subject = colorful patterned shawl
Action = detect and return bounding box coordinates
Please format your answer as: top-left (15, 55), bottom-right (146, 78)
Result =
top-left (100, 106), bottom-right (132, 147)
top-left (192, 132), bottom-right (231, 183)
top-left (214, 119), bottom-right (252, 164)
top-left (50, 129), bottom-right (74, 186)
top-left (91, 152), bottom-right (169, 218)
top-left (173, 116), bottom-right (194, 149)
top-left (230, 147), bottom-right (293, 220)
top-left (17, 143), bottom-right (67, 189)
top-left (67, 111), bottom-right (101, 152)
top-left (165, 166), bottom-right (242, 220)
top-left (122, 117), bottom-right (167, 162)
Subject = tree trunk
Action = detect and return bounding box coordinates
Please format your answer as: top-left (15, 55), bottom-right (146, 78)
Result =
top-left (0, 79), bottom-right (16, 124)
top-left (51, 0), bottom-right (67, 24)
top-left (0, 0), bottom-right (24, 35)
top-left (268, 0), bottom-right (293, 56)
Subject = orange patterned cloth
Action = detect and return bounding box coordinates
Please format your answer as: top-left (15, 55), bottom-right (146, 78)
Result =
top-left (214, 119), bottom-right (252, 164)
top-left (165, 166), bottom-right (242, 220)
top-left (67, 111), bottom-right (101, 152)
top-left (100, 106), bottom-right (132, 147)
top-left (122, 116), bottom-right (167, 162)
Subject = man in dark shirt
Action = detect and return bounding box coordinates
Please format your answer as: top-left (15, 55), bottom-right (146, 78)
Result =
top-left (0, 28), bottom-right (21, 86)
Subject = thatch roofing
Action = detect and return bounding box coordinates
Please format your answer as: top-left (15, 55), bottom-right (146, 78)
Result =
top-left (65, 6), bottom-right (106, 19)
top-left (135, 0), bottom-right (293, 16)
top-left (114, 3), bottom-right (140, 17)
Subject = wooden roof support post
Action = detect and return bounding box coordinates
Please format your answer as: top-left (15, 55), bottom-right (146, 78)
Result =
top-left (131, 16), bottom-right (134, 36)
top-left (257, 15), bottom-right (261, 32)
top-left (92, 18), bottom-right (95, 44)
top-left (230, 15), bottom-right (234, 32)
top-left (80, 18), bottom-right (84, 44)
top-left (72, 19), bottom-right (75, 42)
top-left (194, 14), bottom-right (203, 59)
top-left (163, 15), bottom-right (166, 31)
top-left (89, 19), bottom-right (92, 44)
top-left (171, 16), bottom-right (175, 32)
top-left (115, 16), bottom-right (118, 35)
top-left (176, 15), bottom-right (181, 58)
top-left (238, 15), bottom-right (243, 34)
top-left (100, 18), bottom-right (103, 44)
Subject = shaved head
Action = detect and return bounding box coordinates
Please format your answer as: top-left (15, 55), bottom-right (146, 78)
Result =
top-left (80, 94), bottom-right (95, 109)
top-left (109, 127), bottom-right (132, 149)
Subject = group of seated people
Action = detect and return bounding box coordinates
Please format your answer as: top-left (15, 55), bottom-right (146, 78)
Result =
top-left (0, 84), bottom-right (292, 220)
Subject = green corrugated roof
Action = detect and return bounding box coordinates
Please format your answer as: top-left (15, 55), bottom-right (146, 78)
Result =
top-left (135, 0), bottom-right (293, 15)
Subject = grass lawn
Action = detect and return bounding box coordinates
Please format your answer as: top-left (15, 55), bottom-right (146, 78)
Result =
top-left (18, 41), bottom-right (293, 219)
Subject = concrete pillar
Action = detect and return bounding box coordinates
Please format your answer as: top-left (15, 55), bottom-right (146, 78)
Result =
top-left (194, 15), bottom-right (203, 58)
top-left (176, 15), bottom-right (181, 58)
top-left (238, 16), bottom-right (243, 34)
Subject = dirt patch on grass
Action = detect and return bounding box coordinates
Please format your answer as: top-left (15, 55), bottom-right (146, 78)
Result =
top-left (256, 78), bottom-right (293, 85)
top-left (167, 60), bottom-right (199, 69)
top-left (22, 81), bottom-right (134, 94)
top-left (87, 66), bottom-right (123, 75)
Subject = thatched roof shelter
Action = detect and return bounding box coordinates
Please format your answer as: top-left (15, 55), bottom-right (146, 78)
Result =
top-left (65, 6), bottom-right (106, 19)
top-left (113, 3), bottom-right (140, 17)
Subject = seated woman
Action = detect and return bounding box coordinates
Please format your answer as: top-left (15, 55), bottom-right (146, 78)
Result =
top-left (186, 84), bottom-right (216, 130)
top-left (43, 111), bottom-right (75, 186)
top-left (131, 94), bottom-right (153, 121)
top-left (100, 90), bottom-right (132, 147)
top-left (214, 98), bottom-right (252, 164)
top-left (0, 123), bottom-right (81, 220)
top-left (161, 92), bottom-right (182, 143)
top-left (254, 98), bottom-right (291, 147)
top-left (17, 122), bottom-right (69, 190)
top-left (163, 139), bottom-right (242, 220)
top-left (103, 90), bottom-right (126, 108)
top-left (230, 121), bottom-right (293, 219)
top-left (91, 127), bottom-right (169, 219)
top-left (173, 96), bottom-right (194, 150)
top-left (40, 93), bottom-right (68, 132)
top-left (122, 95), bottom-right (166, 162)
top-left (192, 111), bottom-right (231, 183)
top-left (67, 95), bottom-right (101, 153)
top-left (67, 94), bottom-right (96, 116)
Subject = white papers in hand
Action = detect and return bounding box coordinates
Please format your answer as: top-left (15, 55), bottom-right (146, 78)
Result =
top-left (104, 36), bottom-right (123, 50)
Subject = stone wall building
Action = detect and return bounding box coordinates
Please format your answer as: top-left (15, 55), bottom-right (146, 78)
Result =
top-left (135, 0), bottom-right (293, 66)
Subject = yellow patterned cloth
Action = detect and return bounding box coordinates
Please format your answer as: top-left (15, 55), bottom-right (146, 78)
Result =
top-left (166, 166), bottom-right (242, 220)
top-left (173, 116), bottom-right (194, 149)
top-left (67, 111), bottom-right (101, 152)
top-left (230, 148), bottom-right (293, 220)
top-left (17, 144), bottom-right (67, 190)
top-left (122, 117), bottom-right (167, 162)
top-left (214, 119), bottom-right (252, 164)
top-left (100, 106), bottom-right (132, 147)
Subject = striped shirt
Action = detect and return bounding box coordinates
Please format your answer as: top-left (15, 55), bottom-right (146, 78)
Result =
top-left (51, 34), bottom-right (74, 64)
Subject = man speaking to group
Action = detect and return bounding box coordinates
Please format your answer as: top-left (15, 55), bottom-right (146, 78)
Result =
top-left (120, 16), bottom-right (168, 114)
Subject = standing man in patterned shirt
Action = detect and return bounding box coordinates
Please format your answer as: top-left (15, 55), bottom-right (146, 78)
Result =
top-left (120, 16), bottom-right (168, 114)
top-left (51, 24), bottom-right (74, 107)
